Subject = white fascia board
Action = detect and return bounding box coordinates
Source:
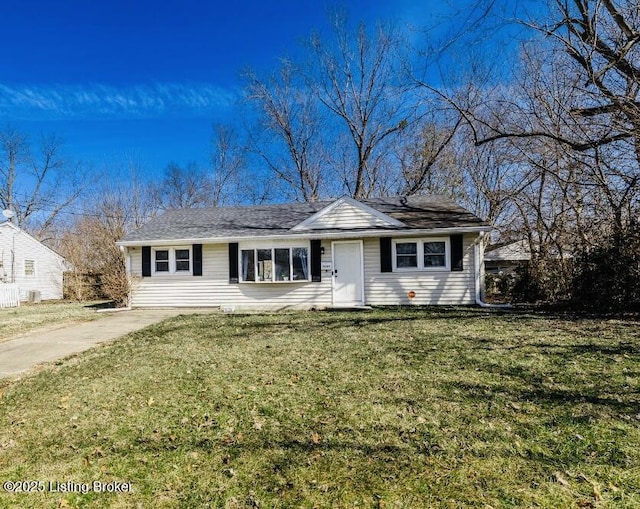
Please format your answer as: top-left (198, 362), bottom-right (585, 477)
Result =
top-left (116, 225), bottom-right (492, 247)
top-left (290, 196), bottom-right (405, 231)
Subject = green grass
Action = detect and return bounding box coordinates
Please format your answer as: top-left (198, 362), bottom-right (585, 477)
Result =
top-left (0, 308), bottom-right (639, 508)
top-left (0, 301), bottom-right (102, 341)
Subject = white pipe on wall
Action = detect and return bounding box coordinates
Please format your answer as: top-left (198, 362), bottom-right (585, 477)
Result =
top-left (474, 232), bottom-right (512, 309)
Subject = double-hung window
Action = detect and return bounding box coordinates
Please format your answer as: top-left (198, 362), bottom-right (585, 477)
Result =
top-left (175, 249), bottom-right (190, 272)
top-left (153, 247), bottom-right (191, 275)
top-left (155, 250), bottom-right (170, 273)
top-left (24, 260), bottom-right (36, 277)
top-left (241, 245), bottom-right (309, 282)
top-left (392, 238), bottom-right (450, 271)
top-left (423, 241), bottom-right (447, 268)
top-left (395, 242), bottom-right (418, 269)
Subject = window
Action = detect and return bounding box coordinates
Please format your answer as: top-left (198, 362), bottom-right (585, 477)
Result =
top-left (155, 250), bottom-right (169, 272)
top-left (274, 248), bottom-right (290, 281)
top-left (153, 247), bottom-right (191, 275)
top-left (392, 238), bottom-right (450, 271)
top-left (175, 249), bottom-right (190, 272)
top-left (24, 260), bottom-right (35, 277)
top-left (292, 247), bottom-right (308, 281)
top-left (241, 246), bottom-right (309, 283)
top-left (257, 249), bottom-right (272, 281)
top-left (241, 249), bottom-right (255, 281)
top-left (395, 242), bottom-right (418, 268)
top-left (424, 241), bottom-right (446, 268)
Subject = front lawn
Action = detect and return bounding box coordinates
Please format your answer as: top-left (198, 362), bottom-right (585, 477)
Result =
top-left (0, 308), bottom-right (638, 507)
top-left (0, 301), bottom-right (103, 342)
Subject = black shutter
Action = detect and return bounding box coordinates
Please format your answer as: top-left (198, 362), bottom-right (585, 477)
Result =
top-left (450, 234), bottom-right (463, 271)
top-left (380, 237), bottom-right (392, 273)
top-left (228, 243), bottom-right (239, 283)
top-left (193, 244), bottom-right (203, 276)
top-left (142, 246), bottom-right (151, 277)
top-left (310, 239), bottom-right (322, 282)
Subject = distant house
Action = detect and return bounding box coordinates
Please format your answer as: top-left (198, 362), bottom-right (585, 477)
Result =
top-left (117, 196), bottom-right (492, 309)
top-left (0, 221), bottom-right (67, 301)
top-left (484, 240), bottom-right (531, 274)
top-left (484, 240), bottom-right (574, 275)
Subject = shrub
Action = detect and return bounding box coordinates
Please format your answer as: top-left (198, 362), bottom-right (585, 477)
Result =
top-left (571, 224), bottom-right (640, 312)
top-left (59, 217), bottom-right (129, 307)
top-left (510, 258), bottom-right (572, 304)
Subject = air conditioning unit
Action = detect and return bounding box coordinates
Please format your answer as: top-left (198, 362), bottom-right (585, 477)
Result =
top-left (28, 290), bottom-right (41, 303)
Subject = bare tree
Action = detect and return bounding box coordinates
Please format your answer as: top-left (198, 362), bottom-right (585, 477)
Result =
top-left (61, 160), bottom-right (159, 304)
top-left (243, 16), bottom-right (413, 201)
top-left (542, 0), bottom-right (640, 158)
top-left (156, 162), bottom-right (214, 210)
top-left (209, 124), bottom-right (248, 206)
top-left (397, 113), bottom-right (463, 197)
top-left (308, 17), bottom-right (410, 198)
top-left (0, 126), bottom-right (82, 238)
top-left (245, 60), bottom-right (327, 202)
top-left (446, 7), bottom-right (640, 301)
top-left (463, 1), bottom-right (640, 230)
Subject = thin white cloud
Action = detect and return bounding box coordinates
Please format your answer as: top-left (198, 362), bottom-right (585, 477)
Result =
top-left (0, 82), bottom-right (236, 119)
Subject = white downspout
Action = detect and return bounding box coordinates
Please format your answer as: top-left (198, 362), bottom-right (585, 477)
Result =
top-left (119, 245), bottom-right (133, 310)
top-left (474, 232), bottom-right (512, 309)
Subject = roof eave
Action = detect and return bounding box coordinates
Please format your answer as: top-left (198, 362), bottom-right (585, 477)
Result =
top-left (117, 225), bottom-right (492, 247)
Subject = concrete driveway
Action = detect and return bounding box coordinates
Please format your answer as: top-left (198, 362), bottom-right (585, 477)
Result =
top-left (0, 308), bottom-right (210, 379)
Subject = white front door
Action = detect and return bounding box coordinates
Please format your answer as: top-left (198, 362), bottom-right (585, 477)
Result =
top-left (332, 241), bottom-right (364, 306)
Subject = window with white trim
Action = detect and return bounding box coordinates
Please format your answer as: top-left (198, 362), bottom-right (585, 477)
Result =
top-left (175, 249), bottom-right (190, 272)
top-left (155, 250), bottom-right (169, 273)
top-left (424, 241), bottom-right (447, 268)
top-left (395, 242), bottom-right (418, 269)
top-left (24, 259), bottom-right (36, 277)
top-left (153, 247), bottom-right (191, 275)
top-left (241, 246), bottom-right (309, 282)
top-left (392, 238), bottom-right (450, 271)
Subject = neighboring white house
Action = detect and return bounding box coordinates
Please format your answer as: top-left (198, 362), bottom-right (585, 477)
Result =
top-left (484, 240), bottom-right (532, 274)
top-left (117, 195), bottom-right (492, 310)
top-left (0, 221), bottom-right (67, 301)
top-left (484, 240), bottom-right (574, 275)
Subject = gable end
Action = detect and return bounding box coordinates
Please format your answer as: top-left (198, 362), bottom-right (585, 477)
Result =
top-left (291, 197), bottom-right (405, 231)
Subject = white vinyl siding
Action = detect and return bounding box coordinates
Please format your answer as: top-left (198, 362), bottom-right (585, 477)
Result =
top-left (306, 202), bottom-right (395, 229)
top-left (364, 236), bottom-right (476, 305)
top-left (24, 259), bottom-right (36, 277)
top-left (127, 234), bottom-right (478, 309)
top-left (129, 243), bottom-right (332, 309)
top-left (0, 223), bottom-right (66, 301)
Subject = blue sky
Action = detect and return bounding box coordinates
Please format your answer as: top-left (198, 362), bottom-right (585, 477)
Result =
top-left (0, 0), bottom-right (449, 176)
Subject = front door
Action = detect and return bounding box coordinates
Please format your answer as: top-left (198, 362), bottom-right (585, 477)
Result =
top-left (332, 241), bottom-right (364, 306)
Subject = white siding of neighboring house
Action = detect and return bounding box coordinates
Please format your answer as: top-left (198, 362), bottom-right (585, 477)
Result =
top-left (127, 233), bottom-right (478, 308)
top-left (0, 223), bottom-right (66, 301)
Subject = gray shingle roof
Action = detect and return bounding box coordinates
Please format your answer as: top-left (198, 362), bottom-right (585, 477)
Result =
top-left (121, 195), bottom-right (488, 243)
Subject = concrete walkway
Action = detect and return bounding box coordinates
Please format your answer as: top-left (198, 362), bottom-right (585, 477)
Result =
top-left (0, 309), bottom-right (208, 379)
